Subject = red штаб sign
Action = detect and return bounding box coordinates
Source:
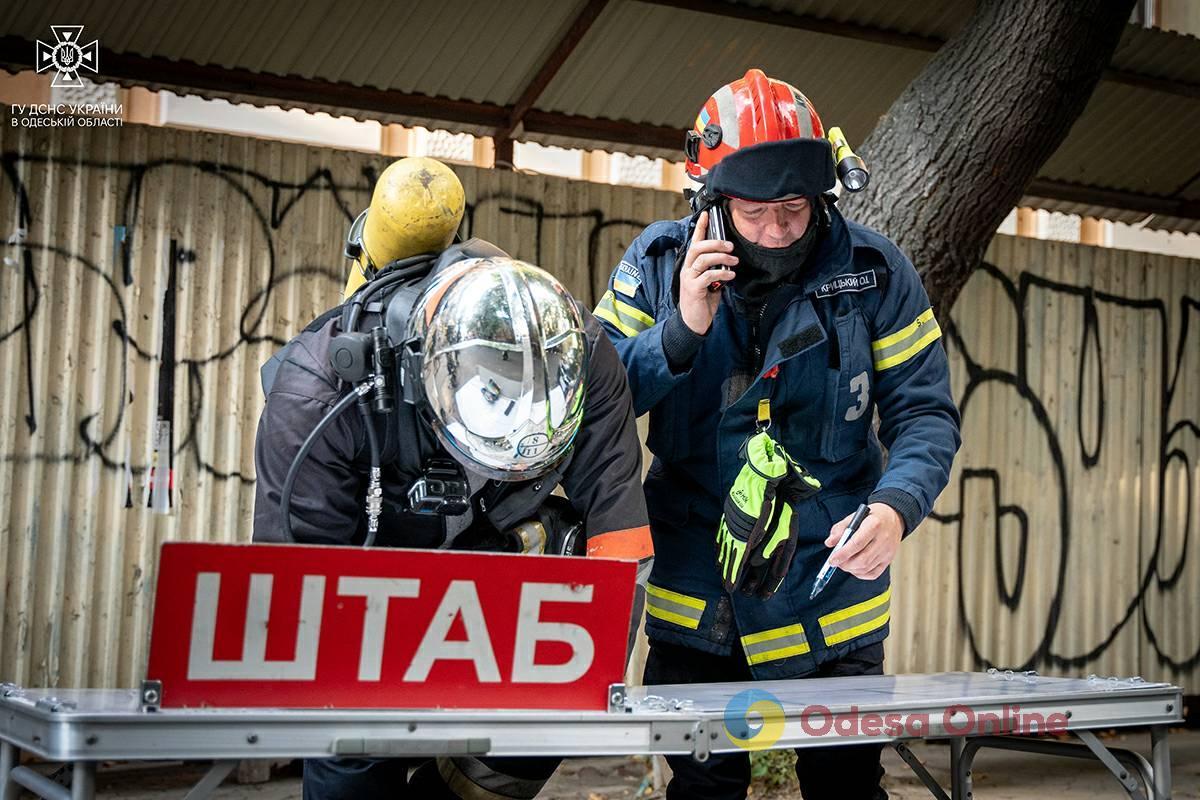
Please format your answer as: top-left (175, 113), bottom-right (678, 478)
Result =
top-left (146, 542), bottom-right (636, 710)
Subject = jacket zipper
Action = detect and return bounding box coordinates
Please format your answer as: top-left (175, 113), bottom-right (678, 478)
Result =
top-left (750, 299), bottom-right (769, 376)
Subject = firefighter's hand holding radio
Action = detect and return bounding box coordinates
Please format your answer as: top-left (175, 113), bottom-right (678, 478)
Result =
top-left (678, 210), bottom-right (738, 335)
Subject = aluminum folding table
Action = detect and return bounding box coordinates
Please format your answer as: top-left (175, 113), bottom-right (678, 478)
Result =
top-left (0, 671), bottom-right (1181, 800)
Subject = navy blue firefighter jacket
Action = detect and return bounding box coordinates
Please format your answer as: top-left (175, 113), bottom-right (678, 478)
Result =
top-left (594, 202), bottom-right (961, 679)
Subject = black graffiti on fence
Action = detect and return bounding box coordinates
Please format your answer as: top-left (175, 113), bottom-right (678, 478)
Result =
top-left (0, 152), bottom-right (659, 484)
top-left (1, 156), bottom-right (39, 435)
top-left (932, 261), bottom-right (1200, 673)
top-left (464, 192), bottom-right (651, 304)
top-left (0, 158), bottom-right (348, 482)
top-left (5, 151), bottom-right (1194, 672)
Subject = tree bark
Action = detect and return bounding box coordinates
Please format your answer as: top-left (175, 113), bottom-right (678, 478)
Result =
top-left (840, 0), bottom-right (1136, 316)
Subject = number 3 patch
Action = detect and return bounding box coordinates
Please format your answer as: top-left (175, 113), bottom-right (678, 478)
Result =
top-left (845, 370), bottom-right (870, 422)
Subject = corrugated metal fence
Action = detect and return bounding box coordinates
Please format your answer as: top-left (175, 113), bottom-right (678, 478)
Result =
top-left (1, 116), bottom-right (1196, 693)
top-left (893, 235), bottom-right (1200, 689)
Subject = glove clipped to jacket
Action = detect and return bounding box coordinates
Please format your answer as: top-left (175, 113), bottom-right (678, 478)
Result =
top-left (716, 430), bottom-right (821, 599)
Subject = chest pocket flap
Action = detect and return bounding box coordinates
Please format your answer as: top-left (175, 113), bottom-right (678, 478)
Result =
top-left (822, 306), bottom-right (873, 461)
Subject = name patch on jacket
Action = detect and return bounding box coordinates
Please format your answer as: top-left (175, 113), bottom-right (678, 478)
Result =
top-left (815, 270), bottom-right (877, 298)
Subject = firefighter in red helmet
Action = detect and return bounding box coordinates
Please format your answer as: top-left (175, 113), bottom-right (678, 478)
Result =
top-left (595, 69), bottom-right (960, 799)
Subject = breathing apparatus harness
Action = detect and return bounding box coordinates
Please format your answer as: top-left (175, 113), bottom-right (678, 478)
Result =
top-left (272, 248), bottom-right (585, 558)
top-left (279, 254), bottom-right (437, 546)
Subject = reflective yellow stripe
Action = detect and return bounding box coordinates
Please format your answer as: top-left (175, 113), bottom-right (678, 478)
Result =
top-left (645, 583), bottom-right (706, 630)
top-left (872, 309), bottom-right (935, 350)
top-left (594, 304), bottom-right (638, 337)
top-left (741, 622), bottom-right (810, 665)
top-left (874, 324), bottom-right (941, 371)
top-left (872, 308), bottom-right (941, 371)
top-left (646, 583), bottom-right (706, 610)
top-left (819, 587), bottom-right (892, 646)
top-left (819, 587), bottom-right (891, 626)
top-left (746, 641), bottom-right (812, 665)
top-left (823, 610), bottom-right (890, 646)
top-left (741, 622), bottom-right (805, 647)
top-left (647, 606), bottom-right (702, 630)
top-left (594, 290), bottom-right (655, 338)
top-left (614, 297), bottom-right (654, 328)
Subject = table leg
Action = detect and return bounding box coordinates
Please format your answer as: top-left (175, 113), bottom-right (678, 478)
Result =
top-left (1076, 730), bottom-right (1146, 798)
top-left (892, 741), bottom-right (950, 800)
top-left (1150, 725), bottom-right (1172, 800)
top-left (0, 741), bottom-right (16, 800)
top-left (950, 738), bottom-right (972, 800)
top-left (70, 762), bottom-right (95, 800)
top-left (181, 760), bottom-right (238, 800)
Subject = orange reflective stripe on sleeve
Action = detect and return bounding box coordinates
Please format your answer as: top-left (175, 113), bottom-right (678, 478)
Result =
top-left (586, 525), bottom-right (654, 560)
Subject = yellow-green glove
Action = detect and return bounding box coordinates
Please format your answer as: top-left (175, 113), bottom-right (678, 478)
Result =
top-left (716, 431), bottom-right (821, 599)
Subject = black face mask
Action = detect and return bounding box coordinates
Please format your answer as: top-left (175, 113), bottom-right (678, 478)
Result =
top-left (729, 212), bottom-right (820, 302)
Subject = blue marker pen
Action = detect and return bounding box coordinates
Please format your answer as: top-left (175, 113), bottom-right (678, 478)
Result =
top-left (809, 504), bottom-right (871, 600)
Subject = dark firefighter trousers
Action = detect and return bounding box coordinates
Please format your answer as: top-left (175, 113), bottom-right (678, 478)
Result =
top-left (644, 639), bottom-right (888, 800)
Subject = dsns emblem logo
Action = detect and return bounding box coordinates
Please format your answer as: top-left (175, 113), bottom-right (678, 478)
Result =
top-left (723, 688), bottom-right (785, 750)
top-left (36, 26), bottom-right (99, 89)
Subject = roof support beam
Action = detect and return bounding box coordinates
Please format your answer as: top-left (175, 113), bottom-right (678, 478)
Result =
top-left (493, 0), bottom-right (611, 168)
top-left (2, 35), bottom-right (1197, 223)
top-left (1025, 178), bottom-right (1200, 221)
top-left (634, 0), bottom-right (943, 52)
top-left (634, 0), bottom-right (1200, 101)
top-left (1101, 66), bottom-right (1200, 100)
top-left (523, 109), bottom-right (679, 151)
top-left (0, 35), bottom-right (510, 128)
top-left (0, 33), bottom-right (676, 154)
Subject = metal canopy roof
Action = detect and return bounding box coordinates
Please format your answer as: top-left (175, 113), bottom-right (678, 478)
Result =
top-left (3, 0), bottom-right (1199, 232)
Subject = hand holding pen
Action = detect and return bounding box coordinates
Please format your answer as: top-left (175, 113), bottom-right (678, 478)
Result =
top-left (810, 504), bottom-right (870, 599)
top-left (811, 502), bottom-right (906, 597)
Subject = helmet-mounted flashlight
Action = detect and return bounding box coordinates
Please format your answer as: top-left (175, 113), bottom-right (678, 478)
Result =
top-left (828, 127), bottom-right (869, 192)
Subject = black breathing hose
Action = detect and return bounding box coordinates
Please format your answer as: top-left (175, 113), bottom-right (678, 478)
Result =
top-left (280, 383), bottom-right (370, 542)
top-left (280, 254), bottom-right (435, 545)
top-left (359, 397), bottom-right (382, 547)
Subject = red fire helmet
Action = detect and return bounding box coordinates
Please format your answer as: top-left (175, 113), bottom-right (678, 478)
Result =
top-left (684, 68), bottom-right (837, 201)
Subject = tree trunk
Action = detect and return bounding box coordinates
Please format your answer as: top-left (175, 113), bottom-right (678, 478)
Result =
top-left (840, 0), bottom-right (1136, 316)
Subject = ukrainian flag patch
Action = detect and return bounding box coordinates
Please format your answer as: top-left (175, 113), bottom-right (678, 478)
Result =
top-left (614, 261), bottom-right (642, 297)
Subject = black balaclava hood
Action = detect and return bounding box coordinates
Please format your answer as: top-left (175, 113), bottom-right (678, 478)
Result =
top-left (728, 205), bottom-right (820, 302)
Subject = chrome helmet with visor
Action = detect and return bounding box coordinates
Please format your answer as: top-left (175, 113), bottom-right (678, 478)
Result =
top-left (405, 257), bottom-right (588, 481)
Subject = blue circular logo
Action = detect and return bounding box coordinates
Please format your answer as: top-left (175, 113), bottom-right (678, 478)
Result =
top-left (723, 688), bottom-right (785, 750)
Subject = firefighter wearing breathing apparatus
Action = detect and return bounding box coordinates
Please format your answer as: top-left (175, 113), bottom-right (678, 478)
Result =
top-left (253, 157), bottom-right (653, 800)
top-left (595, 70), bottom-right (960, 799)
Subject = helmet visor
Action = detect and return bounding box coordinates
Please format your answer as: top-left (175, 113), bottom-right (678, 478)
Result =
top-left (417, 261), bottom-right (587, 480)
